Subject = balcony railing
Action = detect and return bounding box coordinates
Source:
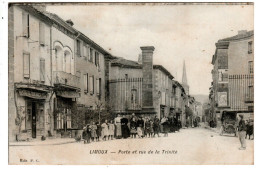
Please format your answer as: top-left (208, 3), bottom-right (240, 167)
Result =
top-left (53, 71), bottom-right (80, 89)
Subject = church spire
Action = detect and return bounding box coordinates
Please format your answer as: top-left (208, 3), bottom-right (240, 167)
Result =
top-left (182, 60), bottom-right (188, 85)
top-left (182, 60), bottom-right (189, 95)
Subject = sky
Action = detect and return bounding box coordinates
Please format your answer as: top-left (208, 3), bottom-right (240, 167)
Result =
top-left (47, 3), bottom-right (253, 95)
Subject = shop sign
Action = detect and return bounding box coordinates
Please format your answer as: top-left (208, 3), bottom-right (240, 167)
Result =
top-left (18, 89), bottom-right (47, 99)
top-left (56, 91), bottom-right (80, 98)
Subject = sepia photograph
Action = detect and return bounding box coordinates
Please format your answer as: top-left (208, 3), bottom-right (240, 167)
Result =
top-left (6, 2), bottom-right (254, 165)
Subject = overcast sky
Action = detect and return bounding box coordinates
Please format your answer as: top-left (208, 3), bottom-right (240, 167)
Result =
top-left (47, 3), bottom-right (253, 95)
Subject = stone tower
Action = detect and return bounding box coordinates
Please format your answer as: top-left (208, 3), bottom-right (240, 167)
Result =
top-left (182, 60), bottom-right (189, 95)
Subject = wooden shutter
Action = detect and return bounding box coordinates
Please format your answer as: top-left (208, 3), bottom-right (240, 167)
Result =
top-left (23, 53), bottom-right (30, 78)
top-left (40, 58), bottom-right (45, 82)
top-left (22, 12), bottom-right (28, 37)
top-left (92, 76), bottom-right (95, 94)
top-left (39, 22), bottom-right (45, 45)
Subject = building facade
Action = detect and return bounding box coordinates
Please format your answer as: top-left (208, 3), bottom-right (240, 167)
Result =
top-left (108, 46), bottom-right (175, 118)
top-left (210, 30), bottom-right (254, 126)
top-left (8, 5), bottom-right (54, 141)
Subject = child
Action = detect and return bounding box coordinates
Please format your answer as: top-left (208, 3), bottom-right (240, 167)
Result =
top-left (108, 120), bottom-right (115, 140)
top-left (101, 120), bottom-right (109, 141)
top-left (130, 117), bottom-right (137, 138)
top-left (96, 122), bottom-right (101, 141)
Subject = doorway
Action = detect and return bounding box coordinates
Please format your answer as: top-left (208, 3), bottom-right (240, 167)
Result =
top-left (31, 102), bottom-right (37, 138)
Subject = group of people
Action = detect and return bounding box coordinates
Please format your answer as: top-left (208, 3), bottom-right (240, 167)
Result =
top-left (82, 113), bottom-right (182, 144)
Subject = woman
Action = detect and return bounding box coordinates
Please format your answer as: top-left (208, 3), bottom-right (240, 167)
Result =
top-left (130, 117), bottom-right (137, 138)
top-left (101, 120), bottom-right (109, 141)
top-left (153, 116), bottom-right (160, 137)
top-left (114, 114), bottom-right (122, 139)
top-left (137, 116), bottom-right (144, 138)
top-left (108, 120), bottom-right (115, 140)
top-left (161, 116), bottom-right (169, 137)
top-left (96, 122), bottom-right (101, 141)
top-left (90, 121), bottom-right (97, 142)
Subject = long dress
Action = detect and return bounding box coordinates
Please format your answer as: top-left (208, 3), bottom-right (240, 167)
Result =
top-left (153, 118), bottom-right (160, 134)
top-left (121, 118), bottom-right (129, 138)
top-left (114, 117), bottom-right (122, 137)
top-left (90, 124), bottom-right (97, 138)
top-left (137, 119), bottom-right (144, 137)
top-left (130, 120), bottom-right (137, 134)
top-left (108, 123), bottom-right (115, 136)
top-left (101, 123), bottom-right (109, 138)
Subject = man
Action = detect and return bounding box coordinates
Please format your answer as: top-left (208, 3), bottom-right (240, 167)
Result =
top-left (237, 114), bottom-right (247, 150)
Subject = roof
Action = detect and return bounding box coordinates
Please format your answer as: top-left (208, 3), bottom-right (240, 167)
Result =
top-left (111, 57), bottom-right (174, 79)
top-left (43, 11), bottom-right (113, 57)
top-left (218, 30), bottom-right (254, 42)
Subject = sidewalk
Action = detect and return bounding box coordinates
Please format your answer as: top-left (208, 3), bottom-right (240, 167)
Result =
top-left (9, 137), bottom-right (76, 146)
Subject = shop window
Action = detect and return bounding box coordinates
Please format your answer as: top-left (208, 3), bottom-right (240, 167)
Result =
top-left (23, 52), bottom-right (30, 78)
top-left (67, 109), bottom-right (72, 129)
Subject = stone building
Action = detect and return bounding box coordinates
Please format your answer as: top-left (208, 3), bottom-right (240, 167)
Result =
top-left (108, 46), bottom-right (175, 118)
top-left (8, 5), bottom-right (54, 141)
top-left (210, 30), bottom-right (254, 126)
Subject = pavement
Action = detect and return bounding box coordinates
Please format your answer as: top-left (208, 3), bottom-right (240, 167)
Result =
top-left (9, 137), bottom-right (76, 146)
top-left (9, 127), bottom-right (254, 165)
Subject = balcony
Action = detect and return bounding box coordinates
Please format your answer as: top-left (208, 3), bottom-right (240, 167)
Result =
top-left (53, 71), bottom-right (80, 90)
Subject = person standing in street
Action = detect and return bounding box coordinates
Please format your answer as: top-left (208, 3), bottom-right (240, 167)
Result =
top-left (137, 116), bottom-right (144, 138)
top-left (90, 121), bottom-right (97, 142)
top-left (114, 114), bottom-right (122, 139)
top-left (108, 120), bottom-right (115, 140)
top-left (121, 115), bottom-right (129, 139)
top-left (238, 114), bottom-right (247, 150)
top-left (101, 120), bottom-right (109, 141)
top-left (153, 115), bottom-right (160, 137)
top-left (130, 117), bottom-right (137, 138)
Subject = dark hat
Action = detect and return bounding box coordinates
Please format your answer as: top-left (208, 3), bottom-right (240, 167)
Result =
top-left (239, 114), bottom-right (244, 118)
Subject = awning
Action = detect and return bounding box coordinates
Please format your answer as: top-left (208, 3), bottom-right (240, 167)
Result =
top-left (18, 89), bottom-right (48, 100)
top-left (56, 90), bottom-right (80, 98)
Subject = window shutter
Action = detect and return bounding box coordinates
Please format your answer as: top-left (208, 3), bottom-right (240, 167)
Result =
top-left (39, 22), bottom-right (45, 45)
top-left (96, 78), bottom-right (99, 95)
top-left (22, 12), bottom-right (28, 37)
top-left (40, 58), bottom-right (45, 82)
top-left (23, 53), bottom-right (30, 78)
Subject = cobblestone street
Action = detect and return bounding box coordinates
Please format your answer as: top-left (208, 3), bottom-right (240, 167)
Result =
top-left (9, 127), bottom-right (254, 165)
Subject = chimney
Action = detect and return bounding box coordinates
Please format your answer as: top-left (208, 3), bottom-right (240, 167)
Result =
top-left (238, 30), bottom-right (247, 35)
top-left (141, 46), bottom-right (155, 112)
top-left (66, 19), bottom-right (74, 26)
top-left (33, 4), bottom-right (46, 12)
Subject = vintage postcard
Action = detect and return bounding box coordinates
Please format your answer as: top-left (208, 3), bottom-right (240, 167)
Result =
top-left (8, 2), bottom-right (254, 165)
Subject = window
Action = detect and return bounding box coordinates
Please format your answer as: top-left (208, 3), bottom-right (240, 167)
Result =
top-left (66, 109), bottom-right (71, 129)
top-left (96, 78), bottom-right (101, 98)
top-left (23, 52), bottom-right (30, 78)
top-left (83, 73), bottom-right (88, 93)
top-left (39, 22), bottom-right (45, 45)
top-left (76, 40), bottom-right (81, 56)
top-left (248, 61), bottom-right (253, 74)
top-left (125, 74), bottom-right (128, 79)
top-left (22, 12), bottom-right (30, 38)
top-left (40, 58), bottom-right (45, 82)
top-left (89, 75), bottom-right (94, 94)
top-left (248, 86), bottom-right (254, 101)
top-left (83, 45), bottom-right (87, 58)
top-left (57, 113), bottom-right (64, 129)
top-left (89, 48), bottom-right (93, 62)
top-left (95, 52), bottom-right (99, 67)
top-left (248, 41), bottom-right (253, 54)
top-left (131, 89), bottom-right (137, 104)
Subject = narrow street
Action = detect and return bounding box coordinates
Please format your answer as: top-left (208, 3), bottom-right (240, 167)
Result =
top-left (9, 127), bottom-right (254, 165)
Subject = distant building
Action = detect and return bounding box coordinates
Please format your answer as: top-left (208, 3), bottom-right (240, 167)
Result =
top-left (108, 46), bottom-right (175, 118)
top-left (210, 30), bottom-right (254, 125)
